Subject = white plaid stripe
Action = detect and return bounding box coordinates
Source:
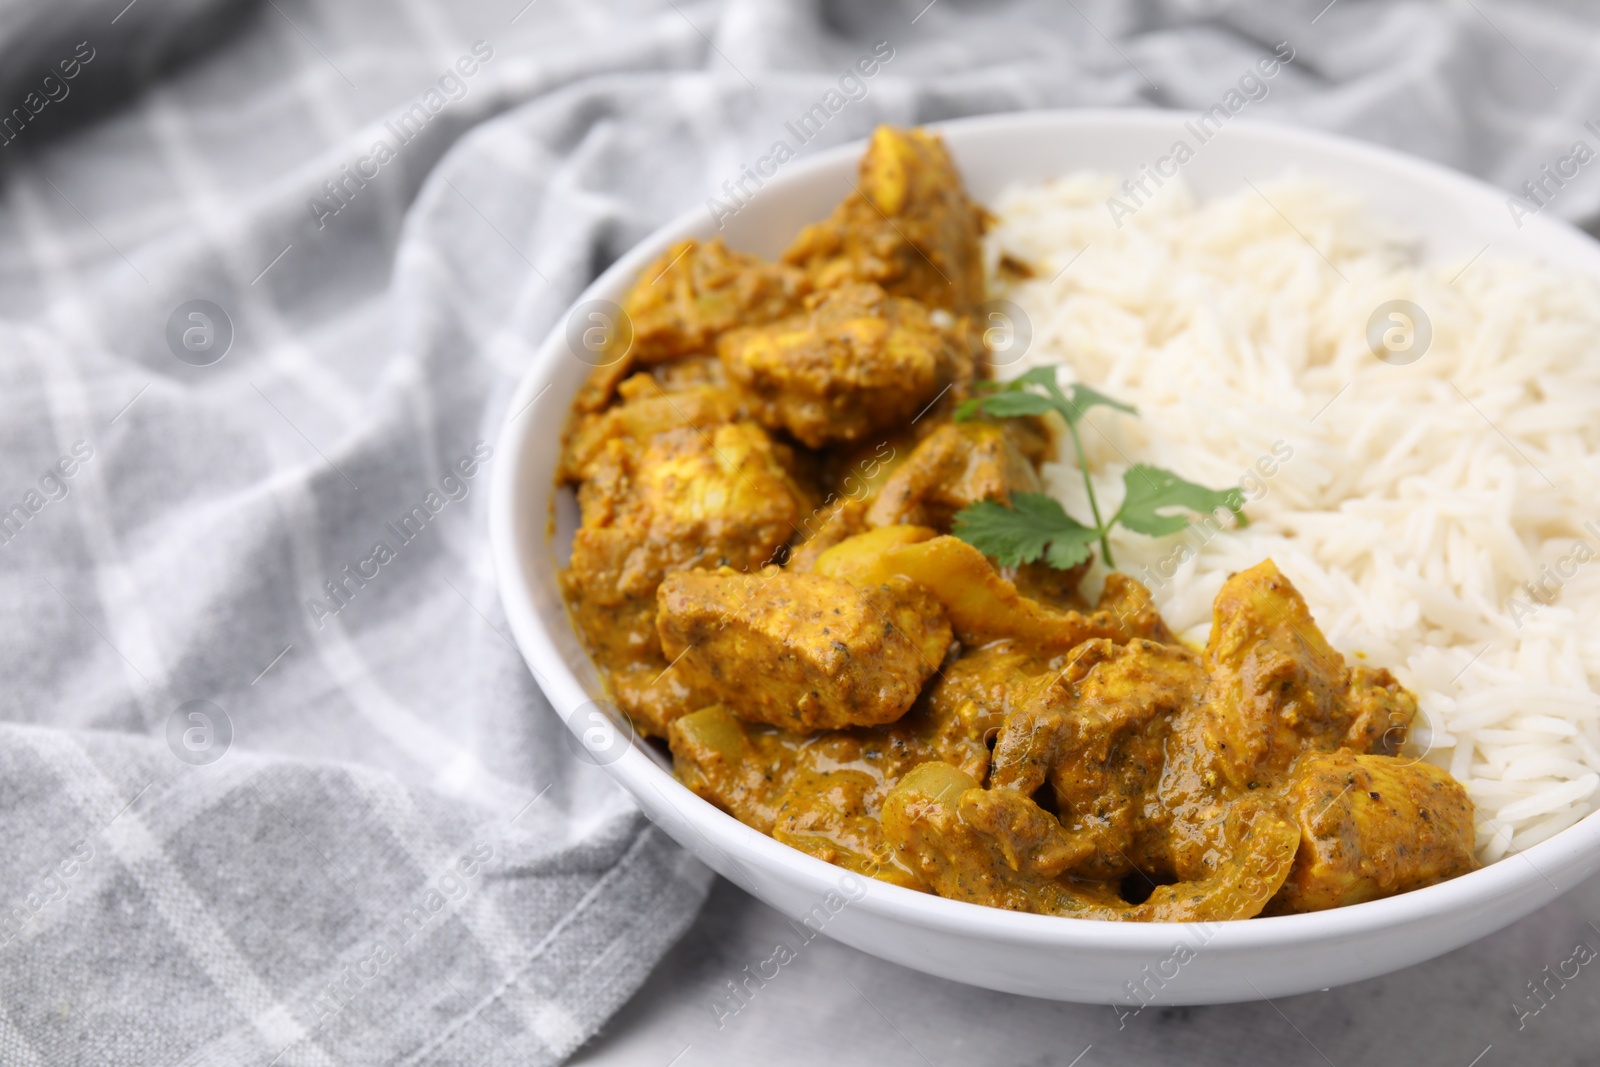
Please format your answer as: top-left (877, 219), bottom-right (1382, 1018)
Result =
top-left (0, 998), bottom-right (47, 1067)
top-left (24, 730), bottom-right (342, 1065)
top-left (8, 182), bottom-right (171, 717)
top-left (264, 427), bottom-right (532, 812)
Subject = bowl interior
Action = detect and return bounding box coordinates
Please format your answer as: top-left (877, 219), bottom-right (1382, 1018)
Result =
top-left (490, 109), bottom-right (1600, 1000)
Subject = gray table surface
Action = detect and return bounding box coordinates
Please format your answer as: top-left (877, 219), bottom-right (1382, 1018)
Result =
top-left (571, 874), bottom-right (1600, 1067)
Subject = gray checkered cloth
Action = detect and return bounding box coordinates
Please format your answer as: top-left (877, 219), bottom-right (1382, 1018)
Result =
top-left (1, 0), bottom-right (1597, 1063)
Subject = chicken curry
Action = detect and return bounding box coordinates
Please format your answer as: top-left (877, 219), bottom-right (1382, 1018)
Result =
top-left (556, 125), bottom-right (1478, 921)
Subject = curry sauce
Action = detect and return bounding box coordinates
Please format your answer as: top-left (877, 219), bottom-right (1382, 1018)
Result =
top-left (555, 125), bottom-right (1477, 921)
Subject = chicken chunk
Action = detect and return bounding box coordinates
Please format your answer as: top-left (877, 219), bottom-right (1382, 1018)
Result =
top-left (718, 283), bottom-right (964, 448)
top-left (561, 423), bottom-right (807, 734)
top-left (989, 638), bottom-right (1203, 879)
top-left (656, 567), bottom-right (952, 731)
top-left (569, 424), bottom-right (805, 601)
top-left (783, 126), bottom-right (989, 312)
top-left (865, 421), bottom-right (1042, 530)
top-left (882, 763), bottom-right (1100, 914)
top-left (1269, 751), bottom-right (1478, 914)
top-left (1094, 572), bottom-right (1180, 645)
top-left (573, 238), bottom-right (809, 413)
top-left (909, 639), bottom-right (1057, 782)
top-left (560, 373), bottom-right (746, 483)
top-left (627, 237), bottom-right (809, 362)
top-left (1155, 560), bottom-right (1423, 879)
top-left (1199, 559), bottom-right (1419, 792)
top-left (882, 762), bottom-right (1299, 921)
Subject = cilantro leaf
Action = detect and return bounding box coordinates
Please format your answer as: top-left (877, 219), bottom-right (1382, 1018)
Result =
top-left (948, 363), bottom-right (1246, 575)
top-left (1043, 528), bottom-right (1101, 571)
top-left (1115, 464), bottom-right (1247, 537)
top-left (957, 368), bottom-right (1137, 429)
top-left (952, 493), bottom-right (1099, 570)
top-left (955, 390), bottom-right (1057, 422)
top-left (1011, 366), bottom-right (1064, 391)
top-left (1057, 383), bottom-right (1137, 427)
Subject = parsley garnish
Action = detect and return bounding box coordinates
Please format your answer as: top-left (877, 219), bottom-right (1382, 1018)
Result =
top-left (952, 367), bottom-right (1245, 570)
top-left (951, 492), bottom-right (1101, 570)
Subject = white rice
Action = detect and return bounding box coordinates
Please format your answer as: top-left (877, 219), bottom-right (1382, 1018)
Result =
top-left (985, 173), bottom-right (1600, 861)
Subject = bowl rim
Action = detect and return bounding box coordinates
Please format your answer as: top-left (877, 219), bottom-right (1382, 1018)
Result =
top-left (490, 107), bottom-right (1600, 954)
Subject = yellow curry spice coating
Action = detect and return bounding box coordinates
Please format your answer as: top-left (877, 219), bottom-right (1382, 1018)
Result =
top-left (657, 567), bottom-right (952, 731)
top-left (556, 124), bottom-right (1479, 921)
top-left (783, 125), bottom-right (990, 312)
top-left (718, 282), bottom-right (958, 449)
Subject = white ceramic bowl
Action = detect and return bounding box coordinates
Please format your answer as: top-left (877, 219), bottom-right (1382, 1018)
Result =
top-left (490, 110), bottom-right (1600, 1005)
